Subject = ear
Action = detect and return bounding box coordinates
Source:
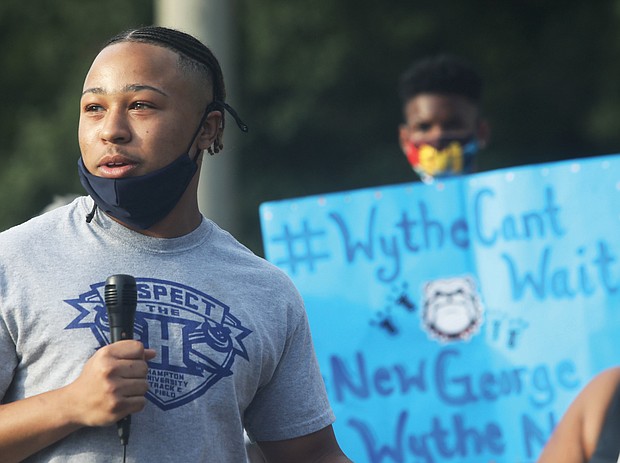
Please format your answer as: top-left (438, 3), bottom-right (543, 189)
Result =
top-left (398, 124), bottom-right (410, 156)
top-left (196, 110), bottom-right (223, 150)
top-left (476, 118), bottom-right (490, 149)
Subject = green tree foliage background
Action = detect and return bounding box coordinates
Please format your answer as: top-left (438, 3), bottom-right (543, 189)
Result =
top-left (2, 1), bottom-right (620, 254)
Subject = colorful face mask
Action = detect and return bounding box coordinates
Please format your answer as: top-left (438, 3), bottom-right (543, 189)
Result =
top-left (405, 136), bottom-right (479, 183)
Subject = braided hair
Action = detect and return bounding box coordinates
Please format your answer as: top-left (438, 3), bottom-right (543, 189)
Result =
top-left (104, 26), bottom-right (247, 154)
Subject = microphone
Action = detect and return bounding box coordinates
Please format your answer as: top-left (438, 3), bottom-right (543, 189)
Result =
top-left (104, 274), bottom-right (137, 448)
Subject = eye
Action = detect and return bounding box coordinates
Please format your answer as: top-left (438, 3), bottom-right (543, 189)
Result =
top-left (84, 103), bottom-right (104, 112)
top-left (416, 122), bottom-right (432, 132)
top-left (442, 119), bottom-right (466, 131)
top-left (130, 101), bottom-right (153, 110)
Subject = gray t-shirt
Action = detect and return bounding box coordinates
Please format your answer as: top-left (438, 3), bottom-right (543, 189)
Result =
top-left (0, 197), bottom-right (334, 462)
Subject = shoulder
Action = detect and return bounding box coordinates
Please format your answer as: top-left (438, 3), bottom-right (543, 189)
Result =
top-left (207, 220), bottom-right (300, 290)
top-left (0, 197), bottom-right (85, 245)
top-left (0, 197), bottom-right (91, 278)
top-left (538, 367), bottom-right (620, 463)
top-left (579, 367), bottom-right (620, 454)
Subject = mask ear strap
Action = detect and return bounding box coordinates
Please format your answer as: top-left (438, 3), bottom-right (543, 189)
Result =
top-left (184, 105), bottom-right (216, 160)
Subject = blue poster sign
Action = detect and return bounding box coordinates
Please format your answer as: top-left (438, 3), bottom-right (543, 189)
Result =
top-left (259, 154), bottom-right (620, 462)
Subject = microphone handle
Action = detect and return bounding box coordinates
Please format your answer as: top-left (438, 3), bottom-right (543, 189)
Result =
top-left (118, 416), bottom-right (131, 446)
top-left (109, 326), bottom-right (133, 344)
top-left (110, 325), bottom-right (132, 446)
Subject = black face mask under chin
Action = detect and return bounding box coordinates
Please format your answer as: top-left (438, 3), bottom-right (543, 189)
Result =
top-left (77, 100), bottom-right (248, 230)
top-left (77, 152), bottom-right (198, 230)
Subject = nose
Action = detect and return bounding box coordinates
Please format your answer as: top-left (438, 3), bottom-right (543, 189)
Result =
top-left (414, 124), bottom-right (444, 147)
top-left (427, 125), bottom-right (445, 142)
top-left (100, 108), bottom-right (131, 144)
top-left (419, 124), bottom-right (465, 149)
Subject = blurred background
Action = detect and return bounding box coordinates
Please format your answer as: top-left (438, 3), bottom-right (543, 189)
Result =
top-left (2, 0), bottom-right (620, 254)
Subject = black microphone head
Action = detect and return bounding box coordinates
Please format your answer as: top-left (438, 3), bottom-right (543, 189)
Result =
top-left (104, 274), bottom-right (137, 341)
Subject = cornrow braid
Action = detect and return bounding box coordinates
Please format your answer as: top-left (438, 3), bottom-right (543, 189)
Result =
top-left (104, 26), bottom-right (247, 154)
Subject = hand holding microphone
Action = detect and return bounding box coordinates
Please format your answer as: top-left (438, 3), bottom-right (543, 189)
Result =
top-left (63, 274), bottom-right (154, 463)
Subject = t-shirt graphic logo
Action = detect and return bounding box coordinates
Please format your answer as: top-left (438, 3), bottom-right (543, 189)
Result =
top-left (64, 278), bottom-right (252, 410)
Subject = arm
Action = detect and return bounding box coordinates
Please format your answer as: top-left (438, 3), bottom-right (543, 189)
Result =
top-left (0, 340), bottom-right (155, 463)
top-left (537, 367), bottom-right (620, 463)
top-left (258, 425), bottom-right (352, 463)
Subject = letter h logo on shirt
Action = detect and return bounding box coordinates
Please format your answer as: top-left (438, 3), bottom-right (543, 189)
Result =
top-left (65, 278), bottom-right (253, 410)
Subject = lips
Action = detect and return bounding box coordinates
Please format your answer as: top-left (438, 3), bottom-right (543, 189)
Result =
top-left (97, 154), bottom-right (138, 178)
